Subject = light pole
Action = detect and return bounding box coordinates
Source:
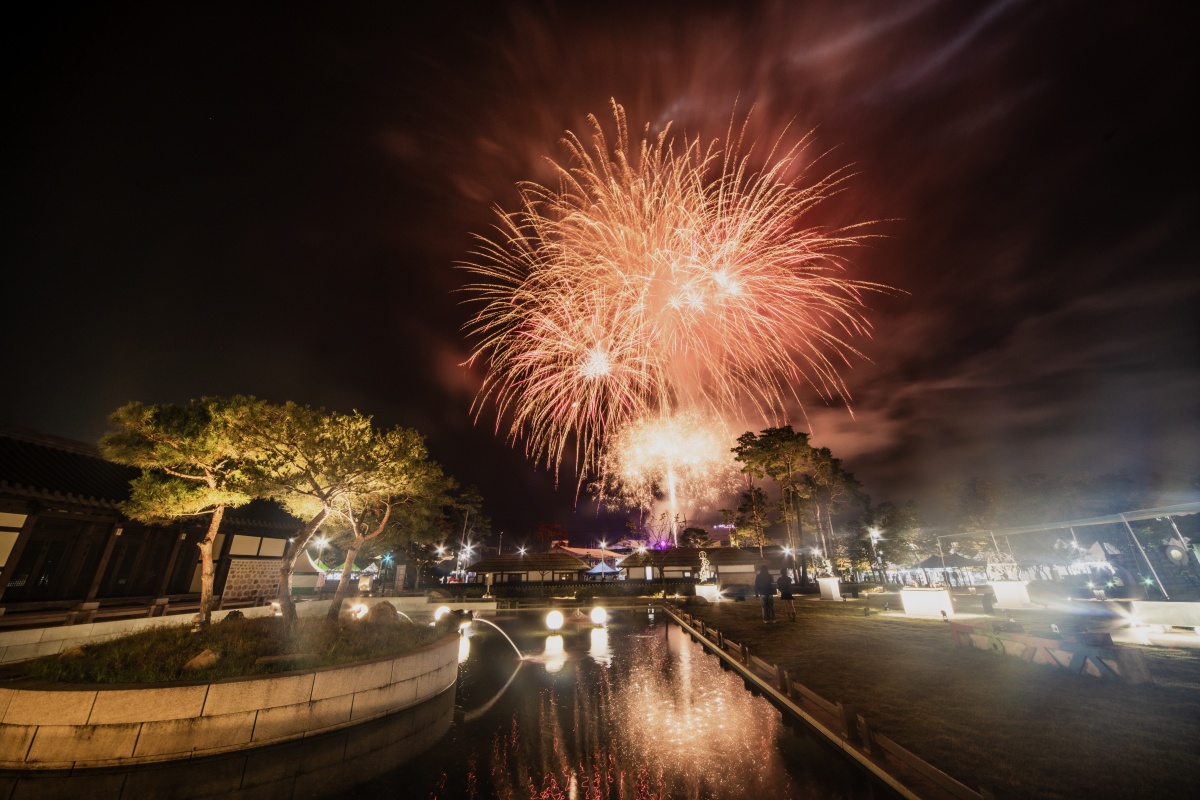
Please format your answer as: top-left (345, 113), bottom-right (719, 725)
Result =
top-left (868, 528), bottom-right (882, 582)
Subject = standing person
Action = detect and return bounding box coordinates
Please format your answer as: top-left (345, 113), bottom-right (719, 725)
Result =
top-left (777, 569), bottom-right (796, 621)
top-left (754, 564), bottom-right (776, 623)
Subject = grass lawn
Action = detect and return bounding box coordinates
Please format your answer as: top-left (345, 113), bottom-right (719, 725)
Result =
top-left (683, 596), bottom-right (1200, 800)
top-left (17, 613), bottom-right (456, 684)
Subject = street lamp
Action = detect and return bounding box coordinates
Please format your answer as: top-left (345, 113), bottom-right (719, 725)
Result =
top-left (458, 543), bottom-right (475, 580)
top-left (868, 528), bottom-right (882, 582)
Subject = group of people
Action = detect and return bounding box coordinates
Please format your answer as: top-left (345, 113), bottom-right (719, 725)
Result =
top-left (754, 564), bottom-right (796, 622)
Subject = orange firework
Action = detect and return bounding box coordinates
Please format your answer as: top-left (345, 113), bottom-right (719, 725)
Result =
top-left (599, 409), bottom-right (740, 542)
top-left (460, 101), bottom-right (883, 481)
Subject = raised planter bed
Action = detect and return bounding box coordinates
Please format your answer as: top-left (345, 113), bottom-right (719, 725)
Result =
top-left (0, 630), bottom-right (460, 770)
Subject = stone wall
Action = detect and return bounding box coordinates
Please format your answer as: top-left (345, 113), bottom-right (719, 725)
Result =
top-left (0, 631), bottom-right (460, 769)
top-left (222, 557), bottom-right (282, 604)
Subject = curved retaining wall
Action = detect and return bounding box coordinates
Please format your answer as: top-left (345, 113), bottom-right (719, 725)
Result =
top-left (0, 631), bottom-right (459, 770)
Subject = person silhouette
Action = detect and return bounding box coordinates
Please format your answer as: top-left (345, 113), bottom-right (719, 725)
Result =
top-left (754, 564), bottom-right (776, 622)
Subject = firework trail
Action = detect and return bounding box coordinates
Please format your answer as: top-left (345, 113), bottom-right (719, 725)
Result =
top-left (460, 101), bottom-right (883, 486)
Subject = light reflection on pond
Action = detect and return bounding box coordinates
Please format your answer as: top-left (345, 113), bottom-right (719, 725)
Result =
top-left (369, 609), bottom-right (884, 799)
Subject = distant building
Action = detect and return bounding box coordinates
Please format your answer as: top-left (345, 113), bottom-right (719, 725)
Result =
top-left (468, 552), bottom-right (590, 584)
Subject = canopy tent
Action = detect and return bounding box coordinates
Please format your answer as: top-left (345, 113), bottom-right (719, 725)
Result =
top-left (294, 550), bottom-right (323, 575)
top-left (585, 562), bottom-right (621, 575)
top-left (914, 553), bottom-right (985, 569)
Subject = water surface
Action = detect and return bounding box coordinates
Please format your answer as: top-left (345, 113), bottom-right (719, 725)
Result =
top-left (0, 610), bottom-right (887, 799)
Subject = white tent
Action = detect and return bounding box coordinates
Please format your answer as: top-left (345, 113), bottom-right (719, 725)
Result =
top-left (586, 562), bottom-right (620, 575)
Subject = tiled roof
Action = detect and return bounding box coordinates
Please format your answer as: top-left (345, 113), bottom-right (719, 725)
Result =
top-left (470, 552), bottom-right (589, 573)
top-left (0, 426), bottom-right (299, 530)
top-left (619, 547), bottom-right (768, 569)
top-left (0, 425), bottom-right (137, 508)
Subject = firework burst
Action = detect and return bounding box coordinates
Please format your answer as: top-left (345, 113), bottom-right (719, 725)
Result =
top-left (460, 101), bottom-right (884, 483)
top-left (598, 409), bottom-right (740, 542)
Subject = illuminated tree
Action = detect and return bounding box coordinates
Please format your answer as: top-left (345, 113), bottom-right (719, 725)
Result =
top-left (236, 403), bottom-right (435, 625)
top-left (101, 397), bottom-right (255, 625)
top-left (732, 426), bottom-right (815, 556)
top-left (678, 526), bottom-right (714, 548)
top-left (805, 447), bottom-right (867, 575)
top-left (720, 487), bottom-right (771, 554)
top-left (317, 428), bottom-right (450, 620)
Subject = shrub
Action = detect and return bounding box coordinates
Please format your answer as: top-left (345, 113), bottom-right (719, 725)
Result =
top-left (23, 615), bottom-right (456, 684)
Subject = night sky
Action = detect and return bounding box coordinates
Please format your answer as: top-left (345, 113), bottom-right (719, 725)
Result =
top-left (4, 1), bottom-right (1197, 540)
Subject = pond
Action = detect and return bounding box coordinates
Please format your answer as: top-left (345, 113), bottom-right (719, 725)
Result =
top-left (0, 609), bottom-right (890, 799)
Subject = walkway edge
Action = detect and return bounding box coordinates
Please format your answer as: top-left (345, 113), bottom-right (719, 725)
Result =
top-left (664, 605), bottom-right (983, 800)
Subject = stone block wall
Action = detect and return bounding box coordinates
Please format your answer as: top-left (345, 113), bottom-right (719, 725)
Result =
top-left (0, 632), bottom-right (459, 769)
top-left (222, 557), bottom-right (282, 603)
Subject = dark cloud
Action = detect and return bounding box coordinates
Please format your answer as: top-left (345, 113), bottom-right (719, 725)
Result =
top-left (2, 1), bottom-right (1196, 538)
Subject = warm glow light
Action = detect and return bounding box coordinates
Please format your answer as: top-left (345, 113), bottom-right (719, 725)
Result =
top-left (588, 627), bottom-right (611, 665)
top-left (543, 634), bottom-right (566, 673)
top-left (590, 606), bottom-right (608, 625)
top-left (581, 347), bottom-right (612, 379)
top-left (598, 409), bottom-right (738, 542)
top-left (434, 605), bottom-right (451, 620)
top-left (899, 587), bottom-right (954, 618)
top-left (546, 610), bottom-right (564, 630)
top-left (351, 603), bottom-right (369, 619)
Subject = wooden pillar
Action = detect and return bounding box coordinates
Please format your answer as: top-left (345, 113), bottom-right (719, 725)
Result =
top-left (0, 510), bottom-right (39, 602)
top-left (157, 531), bottom-right (189, 597)
top-left (838, 701), bottom-right (861, 744)
top-left (58, 521), bottom-right (101, 598)
top-left (857, 714), bottom-right (878, 756)
top-left (86, 524), bottom-right (124, 601)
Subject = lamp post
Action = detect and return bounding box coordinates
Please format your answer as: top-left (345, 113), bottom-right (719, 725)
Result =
top-left (868, 528), bottom-right (882, 582)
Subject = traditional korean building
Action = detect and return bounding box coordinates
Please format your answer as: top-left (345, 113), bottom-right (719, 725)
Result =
top-left (617, 546), bottom-right (768, 589)
top-left (467, 552), bottom-right (589, 584)
top-left (0, 425), bottom-right (297, 624)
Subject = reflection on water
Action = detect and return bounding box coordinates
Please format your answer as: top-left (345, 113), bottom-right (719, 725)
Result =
top-left (441, 618), bottom-right (883, 800)
top-left (0, 613), bottom-right (884, 799)
top-left (589, 626), bottom-right (611, 665)
top-left (370, 611), bottom-right (882, 799)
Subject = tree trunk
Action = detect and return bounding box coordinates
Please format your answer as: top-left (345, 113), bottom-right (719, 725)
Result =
top-left (824, 510), bottom-right (838, 576)
top-left (198, 504), bottom-right (226, 624)
top-left (816, 504), bottom-right (836, 576)
top-left (278, 507), bottom-right (330, 626)
top-left (327, 538), bottom-right (365, 620)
